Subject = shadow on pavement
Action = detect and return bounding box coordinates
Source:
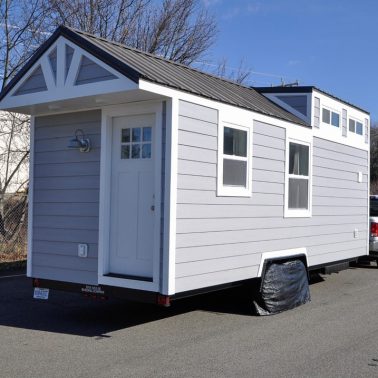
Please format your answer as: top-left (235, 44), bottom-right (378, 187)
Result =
top-left (0, 273), bottom-right (252, 338)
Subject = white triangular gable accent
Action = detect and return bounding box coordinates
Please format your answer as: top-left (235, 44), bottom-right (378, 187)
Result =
top-left (75, 55), bottom-right (117, 85)
top-left (2, 36), bottom-right (138, 110)
top-left (13, 65), bottom-right (48, 96)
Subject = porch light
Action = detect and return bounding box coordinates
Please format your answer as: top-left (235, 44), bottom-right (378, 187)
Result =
top-left (68, 129), bottom-right (91, 153)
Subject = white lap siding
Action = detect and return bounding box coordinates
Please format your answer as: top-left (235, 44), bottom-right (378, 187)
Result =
top-left (175, 101), bottom-right (368, 293)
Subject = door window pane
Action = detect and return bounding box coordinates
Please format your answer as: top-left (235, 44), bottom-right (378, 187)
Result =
top-left (223, 159), bottom-right (247, 186)
top-left (289, 143), bottom-right (309, 176)
top-left (224, 127), bottom-right (247, 157)
top-left (131, 144), bottom-right (140, 158)
top-left (289, 178), bottom-right (308, 209)
top-left (121, 145), bottom-right (130, 159)
top-left (143, 127), bottom-right (152, 142)
top-left (121, 128), bottom-right (130, 143)
top-left (142, 144), bottom-right (151, 159)
top-left (132, 128), bottom-right (141, 142)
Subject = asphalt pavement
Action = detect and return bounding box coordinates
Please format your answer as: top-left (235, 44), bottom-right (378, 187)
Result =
top-left (1, 265), bottom-right (378, 378)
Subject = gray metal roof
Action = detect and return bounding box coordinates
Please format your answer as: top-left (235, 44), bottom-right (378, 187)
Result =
top-left (0, 26), bottom-right (307, 126)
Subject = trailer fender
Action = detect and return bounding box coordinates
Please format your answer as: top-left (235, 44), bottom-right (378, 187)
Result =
top-left (257, 248), bottom-right (308, 278)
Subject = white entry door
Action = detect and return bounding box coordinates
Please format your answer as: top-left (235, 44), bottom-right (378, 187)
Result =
top-left (109, 114), bottom-right (155, 279)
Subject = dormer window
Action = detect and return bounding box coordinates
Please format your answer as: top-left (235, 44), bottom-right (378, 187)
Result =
top-left (349, 119), bottom-right (363, 135)
top-left (322, 108), bottom-right (340, 127)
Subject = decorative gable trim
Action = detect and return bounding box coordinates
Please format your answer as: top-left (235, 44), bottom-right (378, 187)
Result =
top-left (1, 36), bottom-right (138, 109)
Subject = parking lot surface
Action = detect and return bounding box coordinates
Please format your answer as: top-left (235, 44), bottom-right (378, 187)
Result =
top-left (1, 266), bottom-right (378, 378)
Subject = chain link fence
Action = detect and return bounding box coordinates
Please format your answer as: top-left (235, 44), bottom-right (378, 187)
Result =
top-left (0, 192), bottom-right (28, 262)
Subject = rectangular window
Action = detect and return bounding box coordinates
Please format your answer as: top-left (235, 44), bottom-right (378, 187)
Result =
top-left (322, 108), bottom-right (330, 124)
top-left (331, 112), bottom-right (340, 127)
top-left (286, 141), bottom-right (311, 217)
top-left (322, 107), bottom-right (340, 128)
top-left (218, 123), bottom-right (251, 197)
top-left (348, 118), bottom-right (364, 136)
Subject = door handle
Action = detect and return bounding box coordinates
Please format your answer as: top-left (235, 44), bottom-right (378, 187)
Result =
top-left (150, 205), bottom-right (155, 211)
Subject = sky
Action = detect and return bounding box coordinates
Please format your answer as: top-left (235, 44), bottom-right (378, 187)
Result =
top-left (200, 0), bottom-right (377, 121)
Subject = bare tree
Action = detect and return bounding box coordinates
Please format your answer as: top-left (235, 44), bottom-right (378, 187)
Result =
top-left (0, 1), bottom-right (49, 250)
top-left (214, 57), bottom-right (251, 84)
top-left (44, 0), bottom-right (217, 65)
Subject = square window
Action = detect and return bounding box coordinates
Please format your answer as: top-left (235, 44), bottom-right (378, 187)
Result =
top-left (132, 128), bottom-right (141, 142)
top-left (224, 127), bottom-right (247, 157)
top-left (121, 128), bottom-right (130, 143)
top-left (322, 108), bottom-right (330, 124)
top-left (331, 112), bottom-right (340, 127)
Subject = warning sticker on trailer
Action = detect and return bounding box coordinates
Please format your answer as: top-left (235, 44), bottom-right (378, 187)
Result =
top-left (81, 285), bottom-right (105, 295)
top-left (33, 288), bottom-right (50, 300)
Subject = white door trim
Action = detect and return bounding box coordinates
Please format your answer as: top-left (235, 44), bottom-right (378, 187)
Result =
top-left (98, 101), bottom-right (163, 291)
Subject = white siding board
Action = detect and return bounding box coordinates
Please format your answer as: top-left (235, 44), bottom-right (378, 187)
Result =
top-left (254, 121), bottom-right (285, 139)
top-left (175, 266), bottom-right (259, 293)
top-left (178, 116), bottom-right (217, 136)
top-left (177, 174), bottom-right (216, 191)
top-left (176, 254), bottom-right (261, 278)
top-left (314, 156), bottom-right (368, 174)
top-left (176, 223), bottom-right (367, 248)
top-left (175, 105), bottom-right (368, 293)
top-left (179, 100), bottom-right (218, 123)
top-left (178, 130), bottom-right (217, 150)
top-left (178, 145), bottom-right (216, 163)
top-left (178, 160), bottom-right (216, 177)
top-left (176, 215), bottom-right (368, 234)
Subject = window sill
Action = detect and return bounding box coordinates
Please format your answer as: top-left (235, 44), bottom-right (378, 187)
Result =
top-left (217, 186), bottom-right (252, 197)
top-left (284, 209), bottom-right (312, 218)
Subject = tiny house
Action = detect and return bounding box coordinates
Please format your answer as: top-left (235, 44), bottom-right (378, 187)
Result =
top-left (0, 26), bottom-right (370, 304)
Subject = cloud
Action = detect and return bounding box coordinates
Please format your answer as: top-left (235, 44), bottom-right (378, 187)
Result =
top-left (202, 0), bottom-right (222, 7)
top-left (288, 60), bottom-right (301, 66)
top-left (221, 7), bottom-right (240, 20)
top-left (247, 3), bottom-right (261, 13)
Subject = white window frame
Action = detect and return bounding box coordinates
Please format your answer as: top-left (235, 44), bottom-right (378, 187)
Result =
top-left (322, 106), bottom-right (340, 128)
top-left (284, 138), bottom-right (312, 218)
top-left (348, 117), bottom-right (364, 136)
top-left (217, 122), bottom-right (252, 197)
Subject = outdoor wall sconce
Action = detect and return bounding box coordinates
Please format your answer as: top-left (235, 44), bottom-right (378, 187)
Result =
top-left (67, 129), bottom-right (91, 153)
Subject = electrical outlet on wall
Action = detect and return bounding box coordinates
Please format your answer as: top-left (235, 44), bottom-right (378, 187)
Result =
top-left (354, 229), bottom-right (359, 238)
top-left (78, 244), bottom-right (88, 258)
